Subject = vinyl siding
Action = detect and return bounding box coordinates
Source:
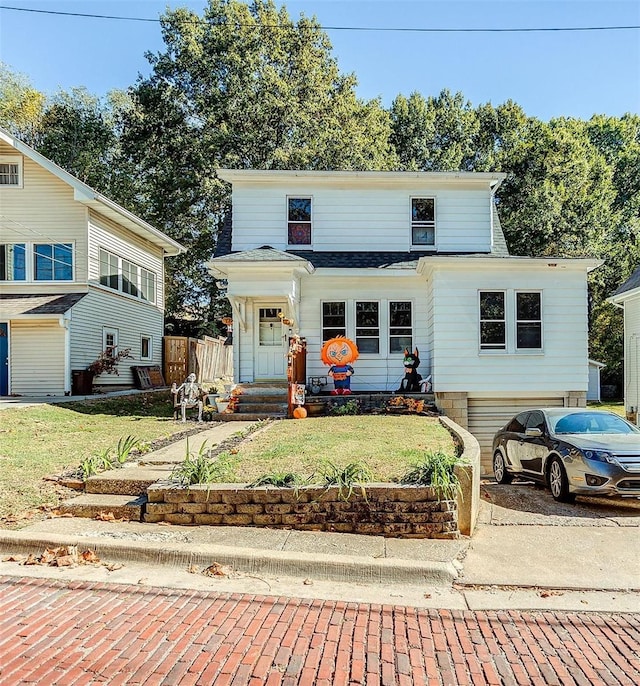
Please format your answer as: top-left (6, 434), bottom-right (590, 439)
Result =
top-left (69, 287), bottom-right (164, 387)
top-left (624, 294), bottom-right (640, 421)
top-left (432, 266), bottom-right (589, 393)
top-left (0, 141), bottom-right (89, 282)
top-left (230, 181), bottom-right (492, 254)
top-left (88, 211), bottom-right (165, 310)
top-left (10, 320), bottom-right (66, 395)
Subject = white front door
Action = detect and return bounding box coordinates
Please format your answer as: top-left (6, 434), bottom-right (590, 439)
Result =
top-left (254, 305), bottom-right (287, 380)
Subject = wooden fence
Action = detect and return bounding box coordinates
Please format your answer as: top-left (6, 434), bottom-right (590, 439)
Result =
top-left (163, 336), bottom-right (233, 387)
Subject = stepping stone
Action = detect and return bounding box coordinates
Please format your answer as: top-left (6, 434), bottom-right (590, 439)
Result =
top-left (58, 494), bottom-right (146, 521)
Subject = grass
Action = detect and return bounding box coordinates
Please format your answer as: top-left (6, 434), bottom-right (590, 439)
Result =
top-left (213, 415), bottom-right (455, 484)
top-left (587, 401), bottom-right (625, 417)
top-left (0, 392), bottom-right (185, 525)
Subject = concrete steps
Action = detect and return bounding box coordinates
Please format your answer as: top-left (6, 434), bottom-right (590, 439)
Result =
top-left (233, 383), bottom-right (289, 419)
top-left (58, 494), bottom-right (146, 521)
top-left (84, 467), bottom-right (172, 496)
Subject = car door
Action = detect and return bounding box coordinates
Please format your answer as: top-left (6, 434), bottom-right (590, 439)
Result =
top-left (503, 412), bottom-right (530, 469)
top-left (520, 410), bottom-right (549, 476)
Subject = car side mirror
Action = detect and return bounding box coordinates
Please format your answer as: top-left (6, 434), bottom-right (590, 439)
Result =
top-left (525, 427), bottom-right (543, 438)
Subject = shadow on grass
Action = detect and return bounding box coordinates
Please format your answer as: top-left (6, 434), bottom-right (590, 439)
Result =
top-left (59, 392), bottom-right (175, 419)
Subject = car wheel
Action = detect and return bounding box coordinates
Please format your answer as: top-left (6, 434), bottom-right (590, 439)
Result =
top-left (548, 457), bottom-right (575, 503)
top-left (493, 451), bottom-right (513, 484)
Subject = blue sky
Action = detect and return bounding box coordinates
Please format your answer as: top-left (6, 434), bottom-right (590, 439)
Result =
top-left (0, 0), bottom-right (639, 121)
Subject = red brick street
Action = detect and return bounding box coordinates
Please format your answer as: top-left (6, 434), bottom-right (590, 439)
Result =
top-left (1, 576), bottom-right (638, 685)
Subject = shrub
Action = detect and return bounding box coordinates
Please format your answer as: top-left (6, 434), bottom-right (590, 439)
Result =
top-left (399, 451), bottom-right (461, 500)
top-left (315, 460), bottom-right (372, 501)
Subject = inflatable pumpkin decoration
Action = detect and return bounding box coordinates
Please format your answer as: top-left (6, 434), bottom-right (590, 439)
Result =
top-left (320, 336), bottom-right (359, 395)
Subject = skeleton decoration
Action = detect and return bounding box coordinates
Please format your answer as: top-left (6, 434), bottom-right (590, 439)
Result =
top-left (171, 373), bottom-right (204, 422)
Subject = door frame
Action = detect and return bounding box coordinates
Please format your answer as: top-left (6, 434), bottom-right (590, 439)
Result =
top-left (253, 302), bottom-right (288, 381)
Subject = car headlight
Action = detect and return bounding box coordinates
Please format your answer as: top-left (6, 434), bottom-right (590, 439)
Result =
top-left (581, 449), bottom-right (617, 465)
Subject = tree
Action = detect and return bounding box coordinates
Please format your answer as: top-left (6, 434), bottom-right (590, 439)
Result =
top-left (0, 63), bottom-right (45, 143)
top-left (120, 0), bottom-right (396, 324)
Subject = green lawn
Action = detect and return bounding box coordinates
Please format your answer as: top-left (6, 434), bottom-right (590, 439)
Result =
top-left (587, 401), bottom-right (625, 417)
top-left (0, 392), bottom-right (183, 525)
top-left (212, 415), bottom-right (456, 484)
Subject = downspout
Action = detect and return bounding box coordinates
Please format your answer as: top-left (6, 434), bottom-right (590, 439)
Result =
top-left (489, 178), bottom-right (504, 253)
top-left (60, 314), bottom-right (71, 395)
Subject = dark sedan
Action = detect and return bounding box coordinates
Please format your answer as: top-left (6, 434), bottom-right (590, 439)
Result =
top-left (492, 408), bottom-right (640, 502)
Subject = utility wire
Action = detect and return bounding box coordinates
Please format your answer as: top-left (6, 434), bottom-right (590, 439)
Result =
top-left (0, 4), bottom-right (638, 32)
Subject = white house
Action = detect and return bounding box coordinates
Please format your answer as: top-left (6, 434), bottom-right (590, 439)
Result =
top-left (609, 266), bottom-right (640, 425)
top-left (207, 169), bottom-right (601, 471)
top-left (0, 127), bottom-right (184, 397)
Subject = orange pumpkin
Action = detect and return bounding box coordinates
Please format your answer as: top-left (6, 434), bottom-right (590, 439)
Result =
top-left (293, 406), bottom-right (308, 419)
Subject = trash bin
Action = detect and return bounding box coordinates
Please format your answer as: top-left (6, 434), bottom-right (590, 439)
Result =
top-left (71, 370), bottom-right (94, 395)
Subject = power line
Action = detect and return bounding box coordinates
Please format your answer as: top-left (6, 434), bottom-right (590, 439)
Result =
top-left (0, 4), bottom-right (638, 33)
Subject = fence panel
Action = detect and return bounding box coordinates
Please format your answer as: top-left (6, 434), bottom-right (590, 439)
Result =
top-left (164, 335), bottom-right (232, 385)
top-left (163, 336), bottom-right (188, 387)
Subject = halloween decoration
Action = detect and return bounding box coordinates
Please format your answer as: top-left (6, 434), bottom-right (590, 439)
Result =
top-left (171, 373), bottom-right (206, 422)
top-left (293, 406), bottom-right (308, 419)
top-left (321, 336), bottom-right (359, 395)
top-left (397, 348), bottom-right (422, 393)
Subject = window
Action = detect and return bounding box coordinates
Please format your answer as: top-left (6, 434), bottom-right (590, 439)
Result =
top-left (258, 308), bottom-right (282, 346)
top-left (103, 327), bottom-right (119, 358)
top-left (389, 301), bottom-right (413, 353)
top-left (322, 302), bottom-right (346, 341)
top-left (99, 248), bottom-right (156, 304)
top-left (411, 197), bottom-right (435, 246)
top-left (506, 413), bottom-right (529, 433)
top-left (526, 411), bottom-right (546, 433)
top-left (288, 197), bottom-right (312, 245)
top-left (34, 243), bottom-right (73, 281)
top-left (0, 244), bottom-right (26, 280)
top-left (480, 291), bottom-right (506, 350)
top-left (141, 335), bottom-right (152, 361)
top-left (0, 156), bottom-right (22, 186)
top-left (516, 292), bottom-right (542, 349)
top-left (356, 302), bottom-right (379, 354)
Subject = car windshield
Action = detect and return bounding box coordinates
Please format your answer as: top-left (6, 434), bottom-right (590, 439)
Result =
top-left (549, 411), bottom-right (639, 435)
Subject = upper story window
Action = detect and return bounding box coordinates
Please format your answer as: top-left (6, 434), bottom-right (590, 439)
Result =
top-left (0, 243), bottom-right (26, 280)
top-left (411, 197), bottom-right (435, 247)
top-left (480, 291), bottom-right (506, 350)
top-left (0, 156), bottom-right (22, 187)
top-left (99, 248), bottom-right (156, 304)
top-left (288, 197), bottom-right (312, 246)
top-left (516, 292), bottom-right (542, 350)
top-left (389, 301), bottom-right (413, 353)
top-left (0, 242), bottom-right (72, 281)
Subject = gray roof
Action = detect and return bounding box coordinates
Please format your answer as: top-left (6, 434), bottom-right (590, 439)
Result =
top-left (492, 205), bottom-right (510, 256)
top-left (211, 246), bottom-right (310, 263)
top-left (613, 266), bottom-right (640, 297)
top-left (0, 293), bottom-right (87, 316)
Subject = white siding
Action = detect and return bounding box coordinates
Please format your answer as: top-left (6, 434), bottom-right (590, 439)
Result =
top-left (69, 287), bottom-right (164, 387)
top-left (10, 320), bottom-right (66, 395)
top-left (624, 294), bottom-right (640, 423)
top-left (432, 266), bottom-right (590, 393)
top-left (231, 181), bottom-right (492, 254)
top-left (0, 141), bottom-right (89, 283)
top-left (587, 363), bottom-right (602, 401)
top-left (88, 211), bottom-right (165, 310)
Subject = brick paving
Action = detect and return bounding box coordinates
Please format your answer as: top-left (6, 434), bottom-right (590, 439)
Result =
top-left (1, 576), bottom-right (639, 685)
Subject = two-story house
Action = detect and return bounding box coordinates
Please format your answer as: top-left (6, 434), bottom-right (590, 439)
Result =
top-left (208, 169), bottom-right (601, 472)
top-left (0, 127), bottom-right (184, 397)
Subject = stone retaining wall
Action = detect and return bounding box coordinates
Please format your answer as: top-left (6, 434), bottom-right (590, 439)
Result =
top-left (145, 483), bottom-right (459, 538)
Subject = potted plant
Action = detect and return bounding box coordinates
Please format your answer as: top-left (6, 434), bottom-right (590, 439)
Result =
top-left (73, 348), bottom-right (133, 394)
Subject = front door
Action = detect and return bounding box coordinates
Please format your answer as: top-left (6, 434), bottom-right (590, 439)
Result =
top-left (0, 323), bottom-right (8, 396)
top-left (254, 306), bottom-right (287, 380)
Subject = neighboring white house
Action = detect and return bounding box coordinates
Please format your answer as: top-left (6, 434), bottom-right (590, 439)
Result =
top-left (609, 266), bottom-right (640, 426)
top-left (0, 127), bottom-right (184, 397)
top-left (587, 359), bottom-right (605, 402)
top-left (208, 169), bottom-right (601, 472)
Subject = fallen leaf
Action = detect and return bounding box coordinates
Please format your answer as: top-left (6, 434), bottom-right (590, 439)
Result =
top-left (539, 590), bottom-right (564, 598)
top-left (187, 564), bottom-right (200, 574)
top-left (55, 555), bottom-right (75, 567)
top-left (3, 555), bottom-right (25, 563)
top-left (202, 563), bottom-right (226, 577)
top-left (95, 512), bottom-right (116, 522)
top-left (81, 550), bottom-right (100, 564)
top-left (303, 578), bottom-right (313, 586)
top-left (103, 562), bottom-right (123, 572)
top-left (424, 593), bottom-right (432, 599)
top-left (23, 554), bottom-right (39, 566)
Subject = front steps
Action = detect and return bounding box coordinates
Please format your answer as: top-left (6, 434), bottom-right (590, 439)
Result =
top-left (231, 382), bottom-right (288, 420)
top-left (58, 494), bottom-right (147, 520)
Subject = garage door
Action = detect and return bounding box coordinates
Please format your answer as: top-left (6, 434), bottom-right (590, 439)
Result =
top-left (468, 397), bottom-right (565, 475)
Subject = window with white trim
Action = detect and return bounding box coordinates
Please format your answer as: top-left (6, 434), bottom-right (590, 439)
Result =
top-left (141, 335), bottom-right (152, 361)
top-left (389, 301), bottom-right (413, 353)
top-left (103, 327), bottom-right (119, 358)
top-left (516, 292), bottom-right (542, 349)
top-left (1, 242), bottom-right (72, 281)
top-left (479, 291), bottom-right (506, 350)
top-left (322, 301), bottom-right (346, 341)
top-left (288, 197), bottom-right (312, 245)
top-left (99, 248), bottom-right (156, 304)
top-left (0, 156), bottom-right (22, 187)
top-left (411, 197), bottom-right (435, 246)
top-left (356, 301), bottom-right (379, 354)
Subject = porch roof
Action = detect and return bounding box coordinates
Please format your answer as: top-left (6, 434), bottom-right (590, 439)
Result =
top-left (0, 293), bottom-right (87, 317)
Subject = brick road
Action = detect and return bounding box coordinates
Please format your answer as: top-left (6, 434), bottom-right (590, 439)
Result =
top-left (1, 577), bottom-right (638, 685)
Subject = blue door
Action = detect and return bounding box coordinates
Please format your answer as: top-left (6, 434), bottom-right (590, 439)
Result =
top-left (0, 323), bottom-right (8, 396)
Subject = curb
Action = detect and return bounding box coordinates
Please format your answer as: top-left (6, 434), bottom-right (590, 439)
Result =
top-left (0, 531), bottom-right (459, 586)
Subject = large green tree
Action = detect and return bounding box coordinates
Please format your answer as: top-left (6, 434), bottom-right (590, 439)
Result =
top-left (120, 0), bottom-right (396, 325)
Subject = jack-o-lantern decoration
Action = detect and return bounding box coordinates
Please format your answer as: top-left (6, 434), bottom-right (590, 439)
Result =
top-left (320, 337), bottom-right (359, 395)
top-left (293, 406), bottom-right (308, 419)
